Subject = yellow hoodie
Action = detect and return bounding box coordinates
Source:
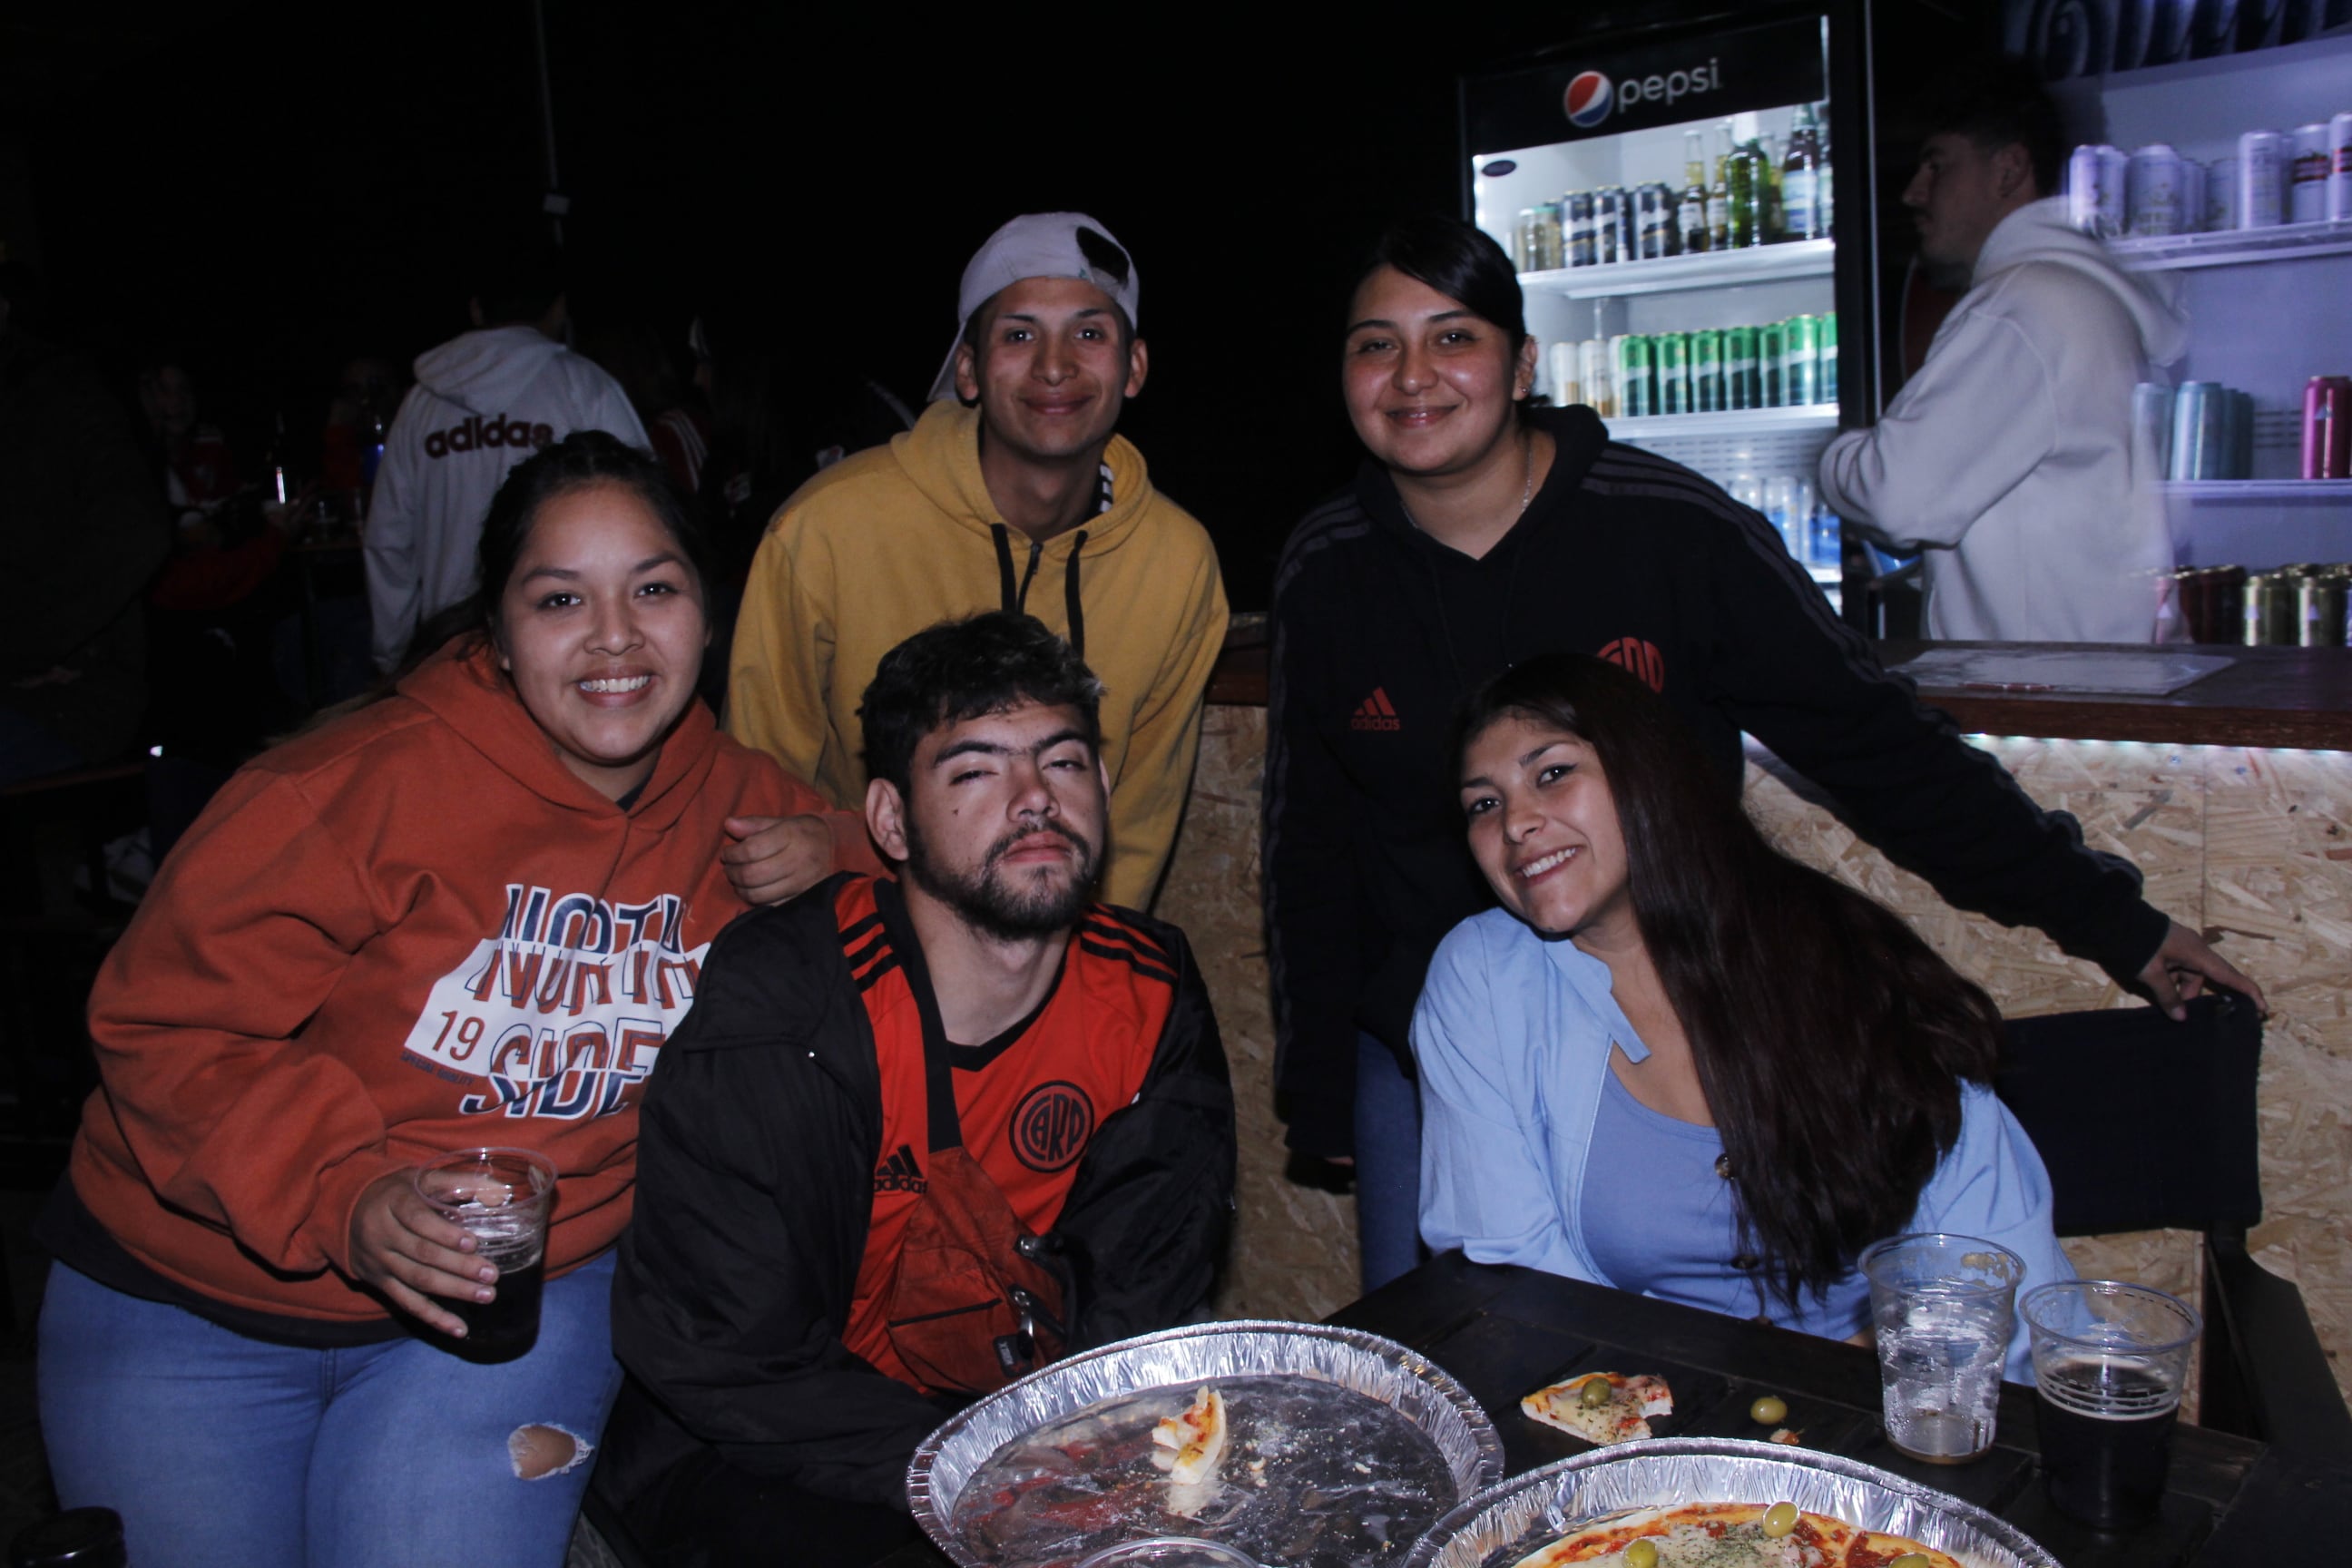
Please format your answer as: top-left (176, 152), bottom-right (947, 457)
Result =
top-left (726, 400), bottom-right (1229, 908)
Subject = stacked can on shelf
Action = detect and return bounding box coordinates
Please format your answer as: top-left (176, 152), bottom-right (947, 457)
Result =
top-left (1614, 335), bottom-right (1657, 417)
top-left (2307, 376), bottom-right (2351, 479)
top-left (2067, 110), bottom-right (2351, 237)
top-left (2243, 564), bottom-right (2351, 646)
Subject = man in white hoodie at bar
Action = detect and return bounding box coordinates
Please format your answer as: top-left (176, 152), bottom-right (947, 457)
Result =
top-left (365, 229), bottom-right (647, 671)
top-left (1820, 59), bottom-right (2184, 643)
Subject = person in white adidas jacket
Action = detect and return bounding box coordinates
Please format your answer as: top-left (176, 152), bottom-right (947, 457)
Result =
top-left (1820, 62), bottom-right (2185, 643)
top-left (365, 244), bottom-right (647, 670)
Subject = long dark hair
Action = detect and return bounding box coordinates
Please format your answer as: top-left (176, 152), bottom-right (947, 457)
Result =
top-left (1350, 215), bottom-right (1529, 353)
top-left (397, 429), bottom-right (711, 676)
top-left (1454, 654), bottom-right (2003, 1307)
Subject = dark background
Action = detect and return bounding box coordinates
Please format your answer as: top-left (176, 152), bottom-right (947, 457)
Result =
top-left (1, 0), bottom-right (1988, 607)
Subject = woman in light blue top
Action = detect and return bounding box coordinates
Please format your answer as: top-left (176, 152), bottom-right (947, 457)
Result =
top-left (1414, 653), bottom-right (2070, 1379)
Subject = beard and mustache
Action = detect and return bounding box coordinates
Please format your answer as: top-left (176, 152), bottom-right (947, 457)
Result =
top-left (903, 812), bottom-right (1099, 941)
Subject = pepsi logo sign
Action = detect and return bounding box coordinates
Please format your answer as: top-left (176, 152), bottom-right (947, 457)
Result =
top-left (1563, 72), bottom-right (1613, 129)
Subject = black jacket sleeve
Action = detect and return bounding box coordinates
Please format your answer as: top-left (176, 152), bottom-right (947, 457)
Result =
top-left (609, 899), bottom-right (948, 1511)
top-left (1052, 921), bottom-right (1236, 1349)
top-left (1695, 503), bottom-right (2170, 980)
top-left (1263, 566), bottom-right (1371, 1157)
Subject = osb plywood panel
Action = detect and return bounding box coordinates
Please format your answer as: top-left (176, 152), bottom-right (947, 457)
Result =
top-left (1161, 710), bottom-right (2350, 1413)
top-left (1156, 706), bottom-right (1359, 1327)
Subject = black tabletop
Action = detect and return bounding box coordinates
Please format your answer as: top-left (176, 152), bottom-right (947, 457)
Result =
top-left (1328, 1250), bottom-right (2352, 1567)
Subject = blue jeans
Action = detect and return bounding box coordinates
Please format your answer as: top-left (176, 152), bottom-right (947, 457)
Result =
top-left (37, 1253), bottom-right (622, 1568)
top-left (1355, 1033), bottom-right (1428, 1293)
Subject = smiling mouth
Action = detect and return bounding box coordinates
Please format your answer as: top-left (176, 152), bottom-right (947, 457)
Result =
top-left (579, 675), bottom-right (652, 694)
top-left (1514, 846), bottom-right (1578, 878)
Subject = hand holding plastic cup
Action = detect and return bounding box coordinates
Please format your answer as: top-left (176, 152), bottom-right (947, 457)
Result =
top-left (411, 1147), bottom-right (556, 1361)
top-left (2022, 1279), bottom-right (2200, 1530)
top-left (1860, 1232), bottom-right (2025, 1464)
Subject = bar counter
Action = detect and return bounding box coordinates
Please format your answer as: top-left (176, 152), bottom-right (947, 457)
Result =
top-left (1161, 629), bottom-right (2352, 1424)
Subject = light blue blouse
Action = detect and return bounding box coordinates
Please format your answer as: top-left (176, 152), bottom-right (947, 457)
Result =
top-left (1411, 907), bottom-right (2073, 1382)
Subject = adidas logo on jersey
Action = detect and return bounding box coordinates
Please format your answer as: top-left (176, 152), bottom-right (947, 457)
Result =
top-left (1349, 687), bottom-right (1401, 731)
top-left (873, 1142), bottom-right (926, 1194)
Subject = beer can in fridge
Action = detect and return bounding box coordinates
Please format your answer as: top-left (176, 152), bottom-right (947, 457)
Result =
top-left (2170, 382), bottom-right (2227, 480)
top-left (2307, 376), bottom-right (2352, 480)
top-left (1658, 332), bottom-right (1693, 415)
top-left (1580, 338), bottom-right (1615, 418)
top-left (1613, 334), bottom-right (1656, 417)
top-left (1636, 184), bottom-right (1671, 260)
top-left (2298, 573), bottom-right (2347, 648)
top-left (2244, 573), bottom-right (2297, 645)
top-left (1594, 188), bottom-right (1625, 264)
top-left (2289, 122), bottom-right (2331, 223)
top-left (2180, 159), bottom-right (2206, 233)
top-left (1548, 341), bottom-right (1582, 407)
top-left (2133, 382), bottom-right (2175, 478)
top-left (2127, 144), bottom-right (2185, 237)
top-left (2204, 157), bottom-right (2237, 233)
top-left (1758, 321), bottom-right (1786, 407)
top-left (1724, 326), bottom-right (1759, 411)
top-left (2067, 143), bottom-right (2128, 236)
top-left (2332, 113), bottom-right (2352, 223)
top-left (2239, 130), bottom-right (2288, 228)
top-left (1690, 329), bottom-right (1725, 414)
top-left (1819, 310), bottom-right (1838, 405)
top-left (1566, 191), bottom-right (1596, 267)
top-left (1785, 315), bottom-right (1822, 407)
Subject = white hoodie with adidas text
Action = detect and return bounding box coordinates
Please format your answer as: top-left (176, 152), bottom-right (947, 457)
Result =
top-left (364, 326), bottom-right (648, 670)
top-left (1818, 197), bottom-right (2187, 642)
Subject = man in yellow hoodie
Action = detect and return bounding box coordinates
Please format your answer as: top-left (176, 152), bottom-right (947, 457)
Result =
top-left (722, 212), bottom-right (1228, 911)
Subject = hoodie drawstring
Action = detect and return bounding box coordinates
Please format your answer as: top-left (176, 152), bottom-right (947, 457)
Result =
top-left (988, 522), bottom-right (1087, 659)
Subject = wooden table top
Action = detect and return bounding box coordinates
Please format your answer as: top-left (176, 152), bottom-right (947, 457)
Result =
top-left (1328, 1250), bottom-right (2352, 1568)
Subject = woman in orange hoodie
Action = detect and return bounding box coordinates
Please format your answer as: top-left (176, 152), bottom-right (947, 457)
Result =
top-left (35, 432), bottom-right (869, 1568)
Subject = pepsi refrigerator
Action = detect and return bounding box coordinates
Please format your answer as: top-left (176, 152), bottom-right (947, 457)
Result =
top-left (1459, 1), bottom-right (1884, 621)
top-left (2012, 0), bottom-right (2352, 591)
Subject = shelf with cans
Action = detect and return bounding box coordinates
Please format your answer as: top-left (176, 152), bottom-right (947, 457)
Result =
top-left (2067, 115), bottom-right (2352, 257)
top-left (1548, 313), bottom-right (1840, 422)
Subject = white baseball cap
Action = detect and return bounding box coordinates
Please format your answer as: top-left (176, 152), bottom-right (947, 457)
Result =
top-left (927, 212), bottom-right (1141, 404)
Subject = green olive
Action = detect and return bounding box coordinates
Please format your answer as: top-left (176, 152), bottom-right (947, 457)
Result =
top-left (1761, 1501), bottom-right (1799, 1539)
top-left (1622, 1539), bottom-right (1660, 1568)
top-left (1889, 1556), bottom-right (1933, 1568)
top-left (1579, 1376), bottom-right (1613, 1408)
top-left (1749, 1394), bottom-right (1789, 1426)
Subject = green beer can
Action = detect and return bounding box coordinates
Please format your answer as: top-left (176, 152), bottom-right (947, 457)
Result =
top-left (1613, 334), bottom-right (1656, 417)
top-left (1786, 315), bottom-right (1822, 407)
top-left (1657, 332), bottom-right (1693, 416)
top-left (1724, 326), bottom-right (1759, 411)
top-left (1690, 329), bottom-right (1725, 413)
top-left (1820, 310), bottom-right (1838, 404)
top-left (1758, 320), bottom-right (1785, 407)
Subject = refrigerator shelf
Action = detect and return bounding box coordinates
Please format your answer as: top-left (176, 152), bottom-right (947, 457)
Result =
top-left (2113, 219), bottom-right (2352, 272)
top-left (1605, 406), bottom-right (1841, 440)
top-left (1520, 240), bottom-right (1835, 299)
top-left (2154, 480), bottom-right (2352, 502)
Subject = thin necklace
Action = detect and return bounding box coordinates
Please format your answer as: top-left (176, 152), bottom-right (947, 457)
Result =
top-left (1401, 429), bottom-right (1537, 536)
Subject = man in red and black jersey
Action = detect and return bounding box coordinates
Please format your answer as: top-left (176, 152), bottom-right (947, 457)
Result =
top-left (603, 613), bottom-right (1236, 1567)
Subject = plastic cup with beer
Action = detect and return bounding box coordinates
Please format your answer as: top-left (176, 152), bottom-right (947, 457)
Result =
top-left (411, 1146), bottom-right (557, 1361)
top-left (1861, 1232), bottom-right (2024, 1464)
top-left (2021, 1279), bottom-right (2200, 1530)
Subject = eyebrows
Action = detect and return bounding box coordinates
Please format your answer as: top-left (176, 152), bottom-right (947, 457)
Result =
top-left (516, 551), bottom-right (685, 586)
top-left (995, 305), bottom-right (1115, 328)
top-left (1459, 738), bottom-right (1583, 791)
top-left (931, 727), bottom-right (1095, 768)
top-left (1347, 308), bottom-right (1478, 337)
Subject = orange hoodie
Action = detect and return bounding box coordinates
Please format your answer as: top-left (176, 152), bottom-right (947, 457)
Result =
top-left (73, 639), bottom-right (863, 1323)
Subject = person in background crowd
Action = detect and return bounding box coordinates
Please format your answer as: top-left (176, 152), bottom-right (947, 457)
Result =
top-left (602, 612), bottom-right (1235, 1568)
top-left (321, 354), bottom-right (408, 498)
top-left (136, 356), bottom-right (240, 520)
top-left (722, 213), bottom-right (1228, 911)
top-left (1264, 214), bottom-right (2262, 1294)
top-left (0, 260), bottom-right (170, 786)
top-left (1818, 57), bottom-right (2183, 642)
top-left (36, 434), bottom-right (870, 1568)
top-left (1418, 653), bottom-right (2070, 1377)
top-left (365, 224), bottom-right (647, 672)
top-left (581, 317), bottom-right (710, 499)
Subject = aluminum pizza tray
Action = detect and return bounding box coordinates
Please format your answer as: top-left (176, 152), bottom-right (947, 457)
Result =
top-left (908, 1318), bottom-right (1507, 1568)
top-left (1401, 1437), bottom-right (2062, 1568)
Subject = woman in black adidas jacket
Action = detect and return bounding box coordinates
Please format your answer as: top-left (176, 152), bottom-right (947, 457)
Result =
top-left (1263, 215), bottom-right (2260, 1293)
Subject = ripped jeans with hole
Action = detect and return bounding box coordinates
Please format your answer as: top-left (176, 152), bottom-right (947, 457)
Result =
top-left (37, 1251), bottom-right (622, 1568)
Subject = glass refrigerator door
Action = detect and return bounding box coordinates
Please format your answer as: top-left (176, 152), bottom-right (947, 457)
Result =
top-left (1464, 11), bottom-right (1847, 603)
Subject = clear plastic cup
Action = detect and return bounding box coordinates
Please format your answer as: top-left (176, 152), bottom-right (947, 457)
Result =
top-left (411, 1146), bottom-right (556, 1361)
top-left (2021, 1279), bottom-right (2200, 1529)
top-left (1861, 1232), bottom-right (2024, 1464)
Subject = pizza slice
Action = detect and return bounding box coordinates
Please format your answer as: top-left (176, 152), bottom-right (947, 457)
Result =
top-left (1510, 1502), bottom-right (1965, 1568)
top-left (1520, 1371), bottom-right (1674, 1446)
top-left (1149, 1387), bottom-right (1229, 1485)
